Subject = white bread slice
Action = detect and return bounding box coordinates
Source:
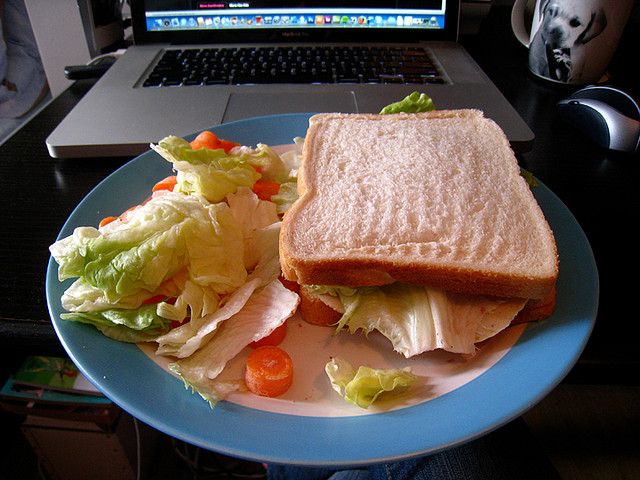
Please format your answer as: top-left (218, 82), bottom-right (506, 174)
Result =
top-left (279, 110), bottom-right (558, 300)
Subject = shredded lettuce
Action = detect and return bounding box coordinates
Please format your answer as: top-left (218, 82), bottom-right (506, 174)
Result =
top-left (232, 143), bottom-right (289, 184)
top-left (379, 91), bottom-right (435, 114)
top-left (50, 133), bottom-right (305, 407)
top-left (59, 278), bottom-right (155, 313)
top-left (245, 222), bottom-right (283, 284)
top-left (61, 303), bottom-right (172, 343)
top-left (270, 171), bottom-right (299, 215)
top-left (169, 278), bottom-right (300, 408)
top-left (227, 186), bottom-right (280, 269)
top-left (50, 191), bottom-right (247, 303)
top-left (270, 137), bottom-right (303, 215)
top-left (49, 191), bottom-right (252, 344)
top-left (156, 278), bottom-right (263, 358)
top-left (280, 137), bottom-right (304, 171)
top-left (325, 357), bottom-right (417, 408)
top-left (151, 136), bottom-right (261, 203)
top-left (312, 284), bottom-right (526, 356)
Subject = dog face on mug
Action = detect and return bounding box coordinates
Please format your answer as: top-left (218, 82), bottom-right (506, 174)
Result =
top-left (530, 0), bottom-right (608, 82)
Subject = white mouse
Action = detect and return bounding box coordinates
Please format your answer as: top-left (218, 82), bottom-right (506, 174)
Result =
top-left (556, 85), bottom-right (640, 153)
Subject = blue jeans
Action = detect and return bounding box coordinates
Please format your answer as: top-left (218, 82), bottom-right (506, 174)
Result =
top-left (266, 418), bottom-right (562, 480)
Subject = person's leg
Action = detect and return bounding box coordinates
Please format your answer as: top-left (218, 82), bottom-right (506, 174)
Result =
top-left (368, 418), bottom-right (562, 480)
top-left (368, 442), bottom-right (487, 480)
top-left (267, 465), bottom-right (371, 480)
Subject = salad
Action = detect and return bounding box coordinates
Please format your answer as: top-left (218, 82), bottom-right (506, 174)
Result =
top-left (48, 94), bottom-right (439, 408)
top-left (49, 131), bottom-right (303, 404)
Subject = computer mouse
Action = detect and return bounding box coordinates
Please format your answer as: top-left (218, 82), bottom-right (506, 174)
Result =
top-left (556, 85), bottom-right (640, 153)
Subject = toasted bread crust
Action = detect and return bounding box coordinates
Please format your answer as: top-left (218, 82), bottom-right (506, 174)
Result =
top-left (281, 259), bottom-right (557, 300)
top-left (512, 285), bottom-right (557, 324)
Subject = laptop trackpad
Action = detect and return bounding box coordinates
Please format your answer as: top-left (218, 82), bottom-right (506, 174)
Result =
top-left (222, 91), bottom-right (358, 122)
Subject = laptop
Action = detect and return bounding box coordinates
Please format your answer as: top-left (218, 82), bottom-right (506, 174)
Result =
top-left (46, 0), bottom-right (534, 158)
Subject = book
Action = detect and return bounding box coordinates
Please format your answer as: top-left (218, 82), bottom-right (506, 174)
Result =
top-left (12, 356), bottom-right (102, 396)
top-left (1, 377), bottom-right (118, 425)
top-left (1, 377), bottom-right (111, 406)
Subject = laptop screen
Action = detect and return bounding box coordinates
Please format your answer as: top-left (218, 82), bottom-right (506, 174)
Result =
top-left (131, 0), bottom-right (459, 44)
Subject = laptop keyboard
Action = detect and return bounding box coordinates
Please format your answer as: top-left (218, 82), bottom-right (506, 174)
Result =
top-left (142, 45), bottom-right (445, 87)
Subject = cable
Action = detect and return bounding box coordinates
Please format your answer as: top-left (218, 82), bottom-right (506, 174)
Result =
top-left (87, 49), bottom-right (128, 66)
top-left (133, 416), bottom-right (141, 480)
top-left (171, 438), bottom-right (266, 479)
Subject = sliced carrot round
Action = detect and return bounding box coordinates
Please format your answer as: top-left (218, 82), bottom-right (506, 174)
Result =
top-left (245, 345), bottom-right (293, 397)
top-left (249, 321), bottom-right (287, 348)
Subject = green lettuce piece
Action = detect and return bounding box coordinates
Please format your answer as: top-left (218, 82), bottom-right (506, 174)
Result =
top-left (325, 357), bottom-right (417, 408)
top-left (59, 278), bottom-right (154, 313)
top-left (226, 186), bottom-right (280, 270)
top-left (270, 173), bottom-right (299, 215)
top-left (151, 136), bottom-right (261, 203)
top-left (156, 278), bottom-right (262, 358)
top-left (313, 284), bottom-right (526, 356)
top-left (520, 170), bottom-right (539, 188)
top-left (169, 278), bottom-right (300, 408)
top-left (60, 303), bottom-right (172, 343)
top-left (235, 143), bottom-right (288, 184)
top-left (263, 137), bottom-right (303, 214)
top-left (380, 91), bottom-right (435, 114)
top-left (50, 191), bottom-right (247, 307)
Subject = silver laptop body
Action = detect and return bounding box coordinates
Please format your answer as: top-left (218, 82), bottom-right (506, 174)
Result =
top-left (46, 0), bottom-right (533, 158)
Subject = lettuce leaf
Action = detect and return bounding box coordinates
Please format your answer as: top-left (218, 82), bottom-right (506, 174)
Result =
top-left (60, 303), bottom-right (172, 343)
top-left (50, 192), bottom-right (247, 330)
top-left (169, 278), bottom-right (300, 407)
top-left (270, 171), bottom-right (299, 215)
top-left (245, 222), bottom-right (283, 285)
top-left (226, 186), bottom-right (280, 270)
top-left (325, 357), bottom-right (417, 408)
top-left (379, 91), bottom-right (435, 114)
top-left (151, 136), bottom-right (261, 203)
top-left (316, 284), bottom-right (526, 356)
top-left (232, 143), bottom-right (288, 184)
top-left (156, 278), bottom-right (263, 358)
top-left (59, 278), bottom-right (155, 313)
top-left (262, 137), bottom-right (303, 215)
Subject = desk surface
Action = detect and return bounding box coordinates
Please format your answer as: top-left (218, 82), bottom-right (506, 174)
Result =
top-left (1, 4), bottom-right (638, 383)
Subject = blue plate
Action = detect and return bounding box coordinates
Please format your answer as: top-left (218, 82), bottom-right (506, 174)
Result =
top-left (46, 113), bottom-right (597, 467)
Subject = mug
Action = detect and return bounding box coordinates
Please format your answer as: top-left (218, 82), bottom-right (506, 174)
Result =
top-left (511, 0), bottom-right (634, 84)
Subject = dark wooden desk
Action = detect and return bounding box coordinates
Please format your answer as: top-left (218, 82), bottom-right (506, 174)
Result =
top-left (1, 4), bottom-right (638, 382)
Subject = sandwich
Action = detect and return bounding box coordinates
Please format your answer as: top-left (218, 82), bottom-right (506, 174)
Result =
top-left (279, 110), bottom-right (558, 357)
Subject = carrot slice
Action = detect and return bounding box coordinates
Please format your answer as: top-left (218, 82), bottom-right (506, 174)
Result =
top-left (152, 175), bottom-right (178, 192)
top-left (99, 205), bottom-right (137, 228)
top-left (99, 216), bottom-right (119, 228)
top-left (249, 321), bottom-right (287, 348)
top-left (245, 345), bottom-right (293, 397)
top-left (252, 181), bottom-right (280, 201)
top-left (190, 131), bottom-right (240, 153)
